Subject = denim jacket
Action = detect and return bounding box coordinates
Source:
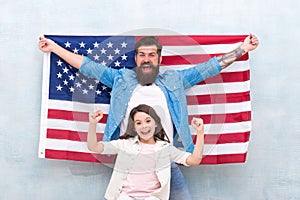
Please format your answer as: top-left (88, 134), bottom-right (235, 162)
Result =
top-left (80, 56), bottom-right (221, 152)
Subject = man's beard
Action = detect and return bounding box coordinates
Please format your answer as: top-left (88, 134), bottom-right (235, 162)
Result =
top-left (135, 63), bottom-right (160, 86)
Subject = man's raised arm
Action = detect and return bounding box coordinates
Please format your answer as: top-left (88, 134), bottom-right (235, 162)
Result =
top-left (38, 36), bottom-right (84, 69)
top-left (217, 34), bottom-right (259, 69)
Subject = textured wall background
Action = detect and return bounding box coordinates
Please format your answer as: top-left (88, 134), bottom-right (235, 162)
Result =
top-left (1, 0), bottom-right (299, 199)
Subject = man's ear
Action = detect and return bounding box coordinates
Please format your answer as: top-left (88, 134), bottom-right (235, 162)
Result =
top-left (159, 56), bottom-right (162, 64)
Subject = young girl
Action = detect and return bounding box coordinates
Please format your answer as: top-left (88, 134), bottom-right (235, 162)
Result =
top-left (87, 104), bottom-right (204, 200)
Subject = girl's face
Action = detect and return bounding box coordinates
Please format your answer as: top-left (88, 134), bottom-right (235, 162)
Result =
top-left (133, 111), bottom-right (157, 144)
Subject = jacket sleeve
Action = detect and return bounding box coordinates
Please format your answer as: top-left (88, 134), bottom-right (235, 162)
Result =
top-left (79, 56), bottom-right (120, 88)
top-left (178, 56), bottom-right (222, 89)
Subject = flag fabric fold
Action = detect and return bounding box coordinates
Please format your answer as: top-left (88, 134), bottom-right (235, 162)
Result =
top-left (39, 34), bottom-right (251, 164)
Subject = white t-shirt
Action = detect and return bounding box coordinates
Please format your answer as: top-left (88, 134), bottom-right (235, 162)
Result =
top-left (120, 84), bottom-right (174, 144)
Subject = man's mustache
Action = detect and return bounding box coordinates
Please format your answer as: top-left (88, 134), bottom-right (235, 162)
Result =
top-left (141, 62), bottom-right (153, 66)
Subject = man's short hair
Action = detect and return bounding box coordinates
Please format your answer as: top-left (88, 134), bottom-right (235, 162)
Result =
top-left (135, 36), bottom-right (162, 57)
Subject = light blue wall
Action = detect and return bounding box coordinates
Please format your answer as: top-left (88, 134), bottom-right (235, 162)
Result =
top-left (1, 0), bottom-right (299, 199)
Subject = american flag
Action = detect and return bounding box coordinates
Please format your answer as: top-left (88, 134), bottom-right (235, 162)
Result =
top-left (39, 35), bottom-right (251, 164)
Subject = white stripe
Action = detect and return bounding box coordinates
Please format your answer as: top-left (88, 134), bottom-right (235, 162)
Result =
top-left (47, 99), bottom-right (250, 117)
top-left (203, 142), bottom-right (249, 155)
top-left (190, 121), bottom-right (251, 135)
top-left (188, 101), bottom-right (251, 115)
top-left (159, 60), bottom-right (250, 73)
top-left (48, 99), bottom-right (110, 113)
top-left (46, 118), bottom-right (250, 135)
top-left (44, 138), bottom-right (249, 155)
top-left (46, 139), bottom-right (89, 153)
top-left (47, 118), bottom-right (106, 132)
top-left (185, 81), bottom-right (250, 95)
top-left (162, 43), bottom-right (242, 56)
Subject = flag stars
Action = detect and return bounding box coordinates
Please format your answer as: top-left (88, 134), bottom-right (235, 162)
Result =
top-left (102, 85), bottom-right (107, 90)
top-left (82, 89), bottom-right (88, 94)
top-left (107, 54), bottom-right (114, 61)
top-left (100, 48), bottom-right (107, 54)
top-left (73, 48), bottom-right (79, 54)
top-left (86, 48), bottom-right (93, 54)
top-left (114, 60), bottom-right (121, 67)
top-left (69, 87), bottom-right (75, 93)
top-left (56, 84), bottom-right (63, 91)
top-left (88, 84), bottom-right (95, 90)
top-left (121, 54), bottom-right (128, 60)
top-left (121, 42), bottom-right (127, 48)
top-left (56, 59), bottom-right (63, 66)
top-left (75, 82), bottom-right (82, 88)
top-left (107, 41), bottom-right (113, 48)
top-left (81, 78), bottom-right (87, 84)
top-left (101, 60), bottom-right (107, 66)
top-left (96, 90), bottom-right (102, 95)
top-left (93, 42), bottom-right (100, 48)
top-left (57, 72), bottom-right (63, 79)
top-left (114, 48), bottom-right (121, 54)
top-left (93, 54), bottom-right (100, 61)
top-left (69, 74), bottom-right (75, 81)
top-left (65, 41), bottom-right (71, 48)
top-left (62, 67), bottom-right (69, 73)
top-left (79, 42), bottom-right (86, 48)
top-left (63, 79), bottom-right (68, 85)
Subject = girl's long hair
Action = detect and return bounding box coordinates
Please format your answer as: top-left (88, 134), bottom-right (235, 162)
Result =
top-left (119, 104), bottom-right (170, 143)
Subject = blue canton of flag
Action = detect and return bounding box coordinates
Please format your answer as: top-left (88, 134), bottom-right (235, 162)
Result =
top-left (46, 35), bottom-right (136, 104)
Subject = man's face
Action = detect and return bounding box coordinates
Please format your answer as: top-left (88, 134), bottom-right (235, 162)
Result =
top-left (135, 45), bottom-right (162, 85)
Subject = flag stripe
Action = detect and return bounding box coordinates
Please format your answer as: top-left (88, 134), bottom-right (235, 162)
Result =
top-left (45, 149), bottom-right (247, 164)
top-left (187, 92), bottom-right (250, 105)
top-left (136, 35), bottom-right (248, 45)
top-left (46, 118), bottom-right (250, 135)
top-left (44, 138), bottom-right (249, 155)
top-left (161, 54), bottom-right (248, 65)
top-left (48, 109), bottom-right (251, 124)
top-left (46, 129), bottom-right (250, 144)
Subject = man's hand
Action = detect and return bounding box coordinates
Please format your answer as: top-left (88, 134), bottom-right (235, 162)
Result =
top-left (241, 34), bottom-right (259, 53)
top-left (38, 36), bottom-right (56, 53)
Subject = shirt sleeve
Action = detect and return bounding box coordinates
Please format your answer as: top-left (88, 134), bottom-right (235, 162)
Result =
top-left (101, 139), bottom-right (124, 155)
top-left (169, 146), bottom-right (191, 166)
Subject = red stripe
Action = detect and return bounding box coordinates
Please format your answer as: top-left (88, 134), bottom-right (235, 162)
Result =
top-left (48, 109), bottom-right (108, 123)
top-left (47, 109), bottom-right (250, 126)
top-left (136, 35), bottom-right (247, 45)
top-left (199, 70), bottom-right (250, 84)
top-left (45, 149), bottom-right (246, 164)
top-left (161, 53), bottom-right (248, 65)
top-left (192, 132), bottom-right (250, 144)
top-left (47, 110), bottom-right (250, 125)
top-left (188, 111), bottom-right (251, 124)
top-left (186, 92), bottom-right (250, 105)
top-left (45, 149), bottom-right (116, 163)
top-left (47, 128), bottom-right (103, 141)
top-left (200, 153), bottom-right (247, 164)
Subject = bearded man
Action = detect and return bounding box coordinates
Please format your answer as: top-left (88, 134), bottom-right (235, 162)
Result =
top-left (39, 35), bottom-right (259, 200)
